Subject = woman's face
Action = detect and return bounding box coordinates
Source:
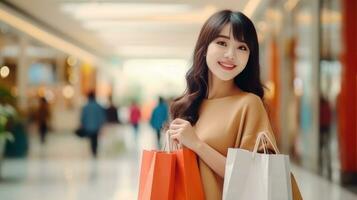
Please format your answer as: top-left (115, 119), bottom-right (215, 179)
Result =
top-left (206, 24), bottom-right (250, 81)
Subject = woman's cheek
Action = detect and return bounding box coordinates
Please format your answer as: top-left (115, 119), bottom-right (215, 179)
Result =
top-left (236, 53), bottom-right (249, 68)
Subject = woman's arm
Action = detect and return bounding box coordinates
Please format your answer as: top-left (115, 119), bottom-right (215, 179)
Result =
top-left (169, 118), bottom-right (226, 178)
top-left (194, 140), bottom-right (226, 178)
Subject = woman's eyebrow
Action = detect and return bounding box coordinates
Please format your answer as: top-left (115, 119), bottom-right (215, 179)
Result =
top-left (216, 35), bottom-right (230, 39)
top-left (216, 35), bottom-right (248, 46)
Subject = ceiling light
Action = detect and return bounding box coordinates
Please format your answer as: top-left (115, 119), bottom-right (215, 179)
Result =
top-left (61, 3), bottom-right (191, 20)
top-left (0, 5), bottom-right (99, 64)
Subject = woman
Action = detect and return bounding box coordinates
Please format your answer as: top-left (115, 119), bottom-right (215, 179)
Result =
top-left (129, 100), bottom-right (141, 139)
top-left (167, 10), bottom-right (301, 199)
top-left (37, 97), bottom-right (50, 144)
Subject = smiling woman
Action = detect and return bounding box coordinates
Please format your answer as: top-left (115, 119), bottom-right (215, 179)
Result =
top-left (168, 10), bottom-right (302, 200)
top-left (206, 25), bottom-right (250, 81)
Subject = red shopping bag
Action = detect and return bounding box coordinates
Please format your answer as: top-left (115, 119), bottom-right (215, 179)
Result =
top-left (138, 150), bottom-right (176, 200)
top-left (174, 148), bottom-right (205, 200)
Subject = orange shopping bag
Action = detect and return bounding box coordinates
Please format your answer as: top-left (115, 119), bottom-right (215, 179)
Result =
top-left (174, 148), bottom-right (205, 200)
top-left (138, 150), bottom-right (176, 200)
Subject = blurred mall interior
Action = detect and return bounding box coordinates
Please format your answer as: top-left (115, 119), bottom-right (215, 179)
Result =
top-left (0, 0), bottom-right (357, 199)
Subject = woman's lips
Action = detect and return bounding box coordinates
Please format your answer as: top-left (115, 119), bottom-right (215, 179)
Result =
top-left (218, 61), bottom-right (236, 71)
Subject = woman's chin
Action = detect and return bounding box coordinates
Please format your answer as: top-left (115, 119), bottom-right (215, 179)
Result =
top-left (215, 74), bottom-right (235, 81)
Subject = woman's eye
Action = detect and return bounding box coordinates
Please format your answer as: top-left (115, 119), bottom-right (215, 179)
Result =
top-left (217, 41), bottom-right (227, 47)
top-left (238, 46), bottom-right (248, 51)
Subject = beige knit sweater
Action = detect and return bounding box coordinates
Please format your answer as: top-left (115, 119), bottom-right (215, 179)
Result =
top-left (194, 91), bottom-right (301, 200)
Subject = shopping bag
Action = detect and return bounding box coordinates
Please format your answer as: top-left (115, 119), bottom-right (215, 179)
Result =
top-left (138, 150), bottom-right (176, 200)
top-left (174, 147), bottom-right (205, 200)
top-left (223, 132), bottom-right (293, 200)
top-left (291, 173), bottom-right (303, 200)
top-left (75, 127), bottom-right (87, 138)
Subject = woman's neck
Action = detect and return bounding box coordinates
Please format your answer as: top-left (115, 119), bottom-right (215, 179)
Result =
top-left (207, 72), bottom-right (240, 99)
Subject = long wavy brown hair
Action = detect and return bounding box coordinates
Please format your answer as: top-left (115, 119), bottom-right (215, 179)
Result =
top-left (170, 10), bottom-right (265, 125)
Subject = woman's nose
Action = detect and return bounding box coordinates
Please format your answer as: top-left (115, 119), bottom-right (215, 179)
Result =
top-left (224, 47), bottom-right (235, 60)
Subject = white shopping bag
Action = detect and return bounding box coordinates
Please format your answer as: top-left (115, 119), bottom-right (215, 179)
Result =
top-left (223, 132), bottom-right (292, 200)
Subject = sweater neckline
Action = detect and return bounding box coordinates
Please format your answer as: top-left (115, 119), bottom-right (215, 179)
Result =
top-left (203, 92), bottom-right (245, 102)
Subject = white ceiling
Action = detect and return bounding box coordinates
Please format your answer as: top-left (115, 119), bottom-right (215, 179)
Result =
top-left (5, 0), bottom-right (267, 60)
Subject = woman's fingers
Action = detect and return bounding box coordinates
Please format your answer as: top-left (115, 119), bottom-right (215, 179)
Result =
top-left (167, 129), bottom-right (181, 135)
top-left (169, 123), bottom-right (184, 130)
top-left (170, 132), bottom-right (180, 140)
top-left (172, 118), bottom-right (188, 125)
top-left (170, 133), bottom-right (180, 147)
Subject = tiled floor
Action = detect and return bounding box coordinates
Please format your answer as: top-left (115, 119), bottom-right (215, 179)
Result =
top-left (0, 123), bottom-right (356, 200)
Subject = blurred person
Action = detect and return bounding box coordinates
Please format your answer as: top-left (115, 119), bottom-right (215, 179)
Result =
top-left (150, 96), bottom-right (169, 148)
top-left (167, 10), bottom-right (301, 199)
top-left (80, 91), bottom-right (106, 158)
top-left (129, 100), bottom-right (141, 139)
top-left (319, 95), bottom-right (332, 179)
top-left (36, 97), bottom-right (51, 144)
top-left (106, 96), bottom-right (121, 124)
top-left (103, 95), bottom-right (121, 144)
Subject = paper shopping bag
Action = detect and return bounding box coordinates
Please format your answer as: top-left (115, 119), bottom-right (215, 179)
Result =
top-left (223, 132), bottom-right (293, 200)
top-left (174, 148), bottom-right (205, 200)
top-left (291, 173), bottom-right (303, 200)
top-left (138, 150), bottom-right (176, 200)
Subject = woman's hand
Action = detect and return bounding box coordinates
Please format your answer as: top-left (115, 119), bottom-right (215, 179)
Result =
top-left (168, 118), bottom-right (226, 177)
top-left (167, 118), bottom-right (201, 151)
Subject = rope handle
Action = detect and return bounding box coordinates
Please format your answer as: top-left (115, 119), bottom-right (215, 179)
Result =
top-left (252, 131), bottom-right (280, 156)
top-left (162, 130), bottom-right (180, 152)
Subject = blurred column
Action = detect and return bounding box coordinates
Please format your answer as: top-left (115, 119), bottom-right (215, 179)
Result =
top-left (279, 4), bottom-right (296, 154)
top-left (309, 0), bottom-right (321, 172)
top-left (0, 35), bottom-right (4, 65)
top-left (265, 8), bottom-right (282, 149)
top-left (55, 55), bottom-right (65, 83)
top-left (17, 35), bottom-right (28, 111)
top-left (339, 0), bottom-right (357, 185)
top-left (73, 61), bottom-right (81, 106)
top-left (269, 36), bottom-right (281, 141)
top-left (0, 54), bottom-right (3, 67)
top-left (55, 54), bottom-right (66, 111)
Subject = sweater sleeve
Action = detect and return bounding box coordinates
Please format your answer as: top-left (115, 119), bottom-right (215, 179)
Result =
top-left (234, 94), bottom-right (278, 153)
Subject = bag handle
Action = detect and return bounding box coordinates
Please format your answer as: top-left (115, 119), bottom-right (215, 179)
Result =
top-left (162, 130), bottom-right (179, 153)
top-left (253, 131), bottom-right (280, 155)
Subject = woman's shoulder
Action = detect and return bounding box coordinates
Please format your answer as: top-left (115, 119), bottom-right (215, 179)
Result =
top-left (239, 92), bottom-right (263, 104)
top-left (229, 91), bottom-right (263, 107)
top-left (226, 92), bottom-right (267, 118)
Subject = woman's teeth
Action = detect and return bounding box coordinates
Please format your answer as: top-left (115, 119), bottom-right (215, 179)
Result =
top-left (218, 62), bottom-right (236, 70)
